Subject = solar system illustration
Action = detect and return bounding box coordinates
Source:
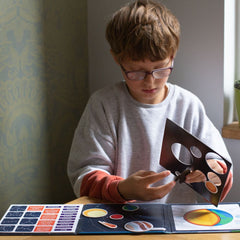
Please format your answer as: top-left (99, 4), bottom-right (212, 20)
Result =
top-left (184, 209), bottom-right (233, 226)
top-left (160, 118), bottom-right (232, 207)
top-left (172, 203), bottom-right (240, 232)
top-left (0, 203), bottom-right (240, 235)
top-left (76, 203), bottom-right (167, 234)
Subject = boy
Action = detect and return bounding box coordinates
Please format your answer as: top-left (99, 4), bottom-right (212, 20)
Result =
top-left (68, 0), bottom-right (232, 204)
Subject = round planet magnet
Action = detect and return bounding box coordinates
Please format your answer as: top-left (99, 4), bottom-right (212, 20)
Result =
top-left (205, 181), bottom-right (218, 194)
top-left (122, 204), bottom-right (139, 212)
top-left (124, 221), bottom-right (153, 232)
top-left (109, 214), bottom-right (124, 220)
top-left (82, 208), bottom-right (108, 218)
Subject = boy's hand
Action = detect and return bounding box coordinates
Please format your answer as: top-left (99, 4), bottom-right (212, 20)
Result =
top-left (185, 159), bottom-right (224, 184)
top-left (118, 170), bottom-right (176, 201)
top-left (206, 159), bottom-right (224, 174)
top-left (184, 170), bottom-right (206, 184)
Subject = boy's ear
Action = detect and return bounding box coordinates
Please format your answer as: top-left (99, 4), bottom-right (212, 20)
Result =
top-left (110, 50), bottom-right (120, 65)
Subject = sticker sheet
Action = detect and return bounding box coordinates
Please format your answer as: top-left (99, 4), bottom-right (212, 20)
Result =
top-left (0, 204), bottom-right (83, 234)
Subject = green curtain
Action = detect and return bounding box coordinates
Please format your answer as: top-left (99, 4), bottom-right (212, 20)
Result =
top-left (0, 0), bottom-right (88, 217)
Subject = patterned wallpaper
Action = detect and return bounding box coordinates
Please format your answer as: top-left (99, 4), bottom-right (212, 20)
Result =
top-left (0, 0), bottom-right (88, 217)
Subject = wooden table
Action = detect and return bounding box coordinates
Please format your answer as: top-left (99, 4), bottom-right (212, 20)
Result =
top-left (0, 196), bottom-right (240, 240)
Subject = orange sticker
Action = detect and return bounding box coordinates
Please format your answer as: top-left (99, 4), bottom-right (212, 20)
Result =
top-left (34, 226), bottom-right (53, 232)
top-left (40, 214), bottom-right (58, 220)
top-left (43, 209), bottom-right (60, 214)
top-left (37, 220), bottom-right (56, 226)
top-left (27, 206), bottom-right (44, 211)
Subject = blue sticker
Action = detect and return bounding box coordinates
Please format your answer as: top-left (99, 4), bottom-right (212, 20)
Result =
top-left (46, 205), bottom-right (62, 208)
top-left (20, 218), bottom-right (38, 225)
top-left (1, 218), bottom-right (20, 224)
top-left (61, 213), bottom-right (77, 216)
top-left (9, 206), bottom-right (27, 212)
top-left (15, 225), bottom-right (34, 232)
top-left (6, 212), bottom-right (24, 218)
top-left (59, 217), bottom-right (76, 220)
top-left (54, 228), bottom-right (72, 231)
top-left (24, 212), bottom-right (41, 218)
top-left (0, 225), bottom-right (15, 232)
top-left (63, 206), bottom-right (79, 210)
top-left (56, 223), bottom-right (74, 227)
top-left (57, 221), bottom-right (74, 224)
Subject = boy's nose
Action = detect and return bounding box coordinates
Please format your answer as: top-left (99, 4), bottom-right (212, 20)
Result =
top-left (144, 73), bottom-right (155, 83)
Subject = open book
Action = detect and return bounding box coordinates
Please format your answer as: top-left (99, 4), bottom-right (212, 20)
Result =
top-left (0, 203), bottom-right (240, 235)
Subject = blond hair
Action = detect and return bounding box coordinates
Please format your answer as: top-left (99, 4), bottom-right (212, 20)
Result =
top-left (106, 0), bottom-right (180, 62)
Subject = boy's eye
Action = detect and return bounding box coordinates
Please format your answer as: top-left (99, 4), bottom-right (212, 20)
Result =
top-left (127, 72), bottom-right (145, 80)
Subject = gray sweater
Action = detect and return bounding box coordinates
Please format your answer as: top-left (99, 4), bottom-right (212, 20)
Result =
top-left (67, 82), bottom-right (231, 204)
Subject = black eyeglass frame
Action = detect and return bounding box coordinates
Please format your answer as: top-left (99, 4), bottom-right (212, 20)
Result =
top-left (120, 59), bottom-right (174, 81)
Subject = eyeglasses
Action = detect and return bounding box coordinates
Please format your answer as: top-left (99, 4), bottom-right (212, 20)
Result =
top-left (120, 60), bottom-right (174, 81)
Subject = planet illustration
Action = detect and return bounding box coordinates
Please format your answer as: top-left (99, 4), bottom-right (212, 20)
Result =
top-left (124, 221), bottom-right (153, 232)
top-left (184, 209), bottom-right (233, 226)
top-left (82, 208), bottom-right (108, 218)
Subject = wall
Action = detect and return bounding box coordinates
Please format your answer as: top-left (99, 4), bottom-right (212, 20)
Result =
top-left (0, 0), bottom-right (88, 217)
top-left (88, 0), bottom-right (240, 202)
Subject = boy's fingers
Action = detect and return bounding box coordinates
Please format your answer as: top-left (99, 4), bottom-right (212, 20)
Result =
top-left (149, 181), bottom-right (176, 199)
top-left (143, 171), bottom-right (171, 185)
top-left (136, 170), bottom-right (156, 177)
top-left (185, 170), bottom-right (206, 183)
